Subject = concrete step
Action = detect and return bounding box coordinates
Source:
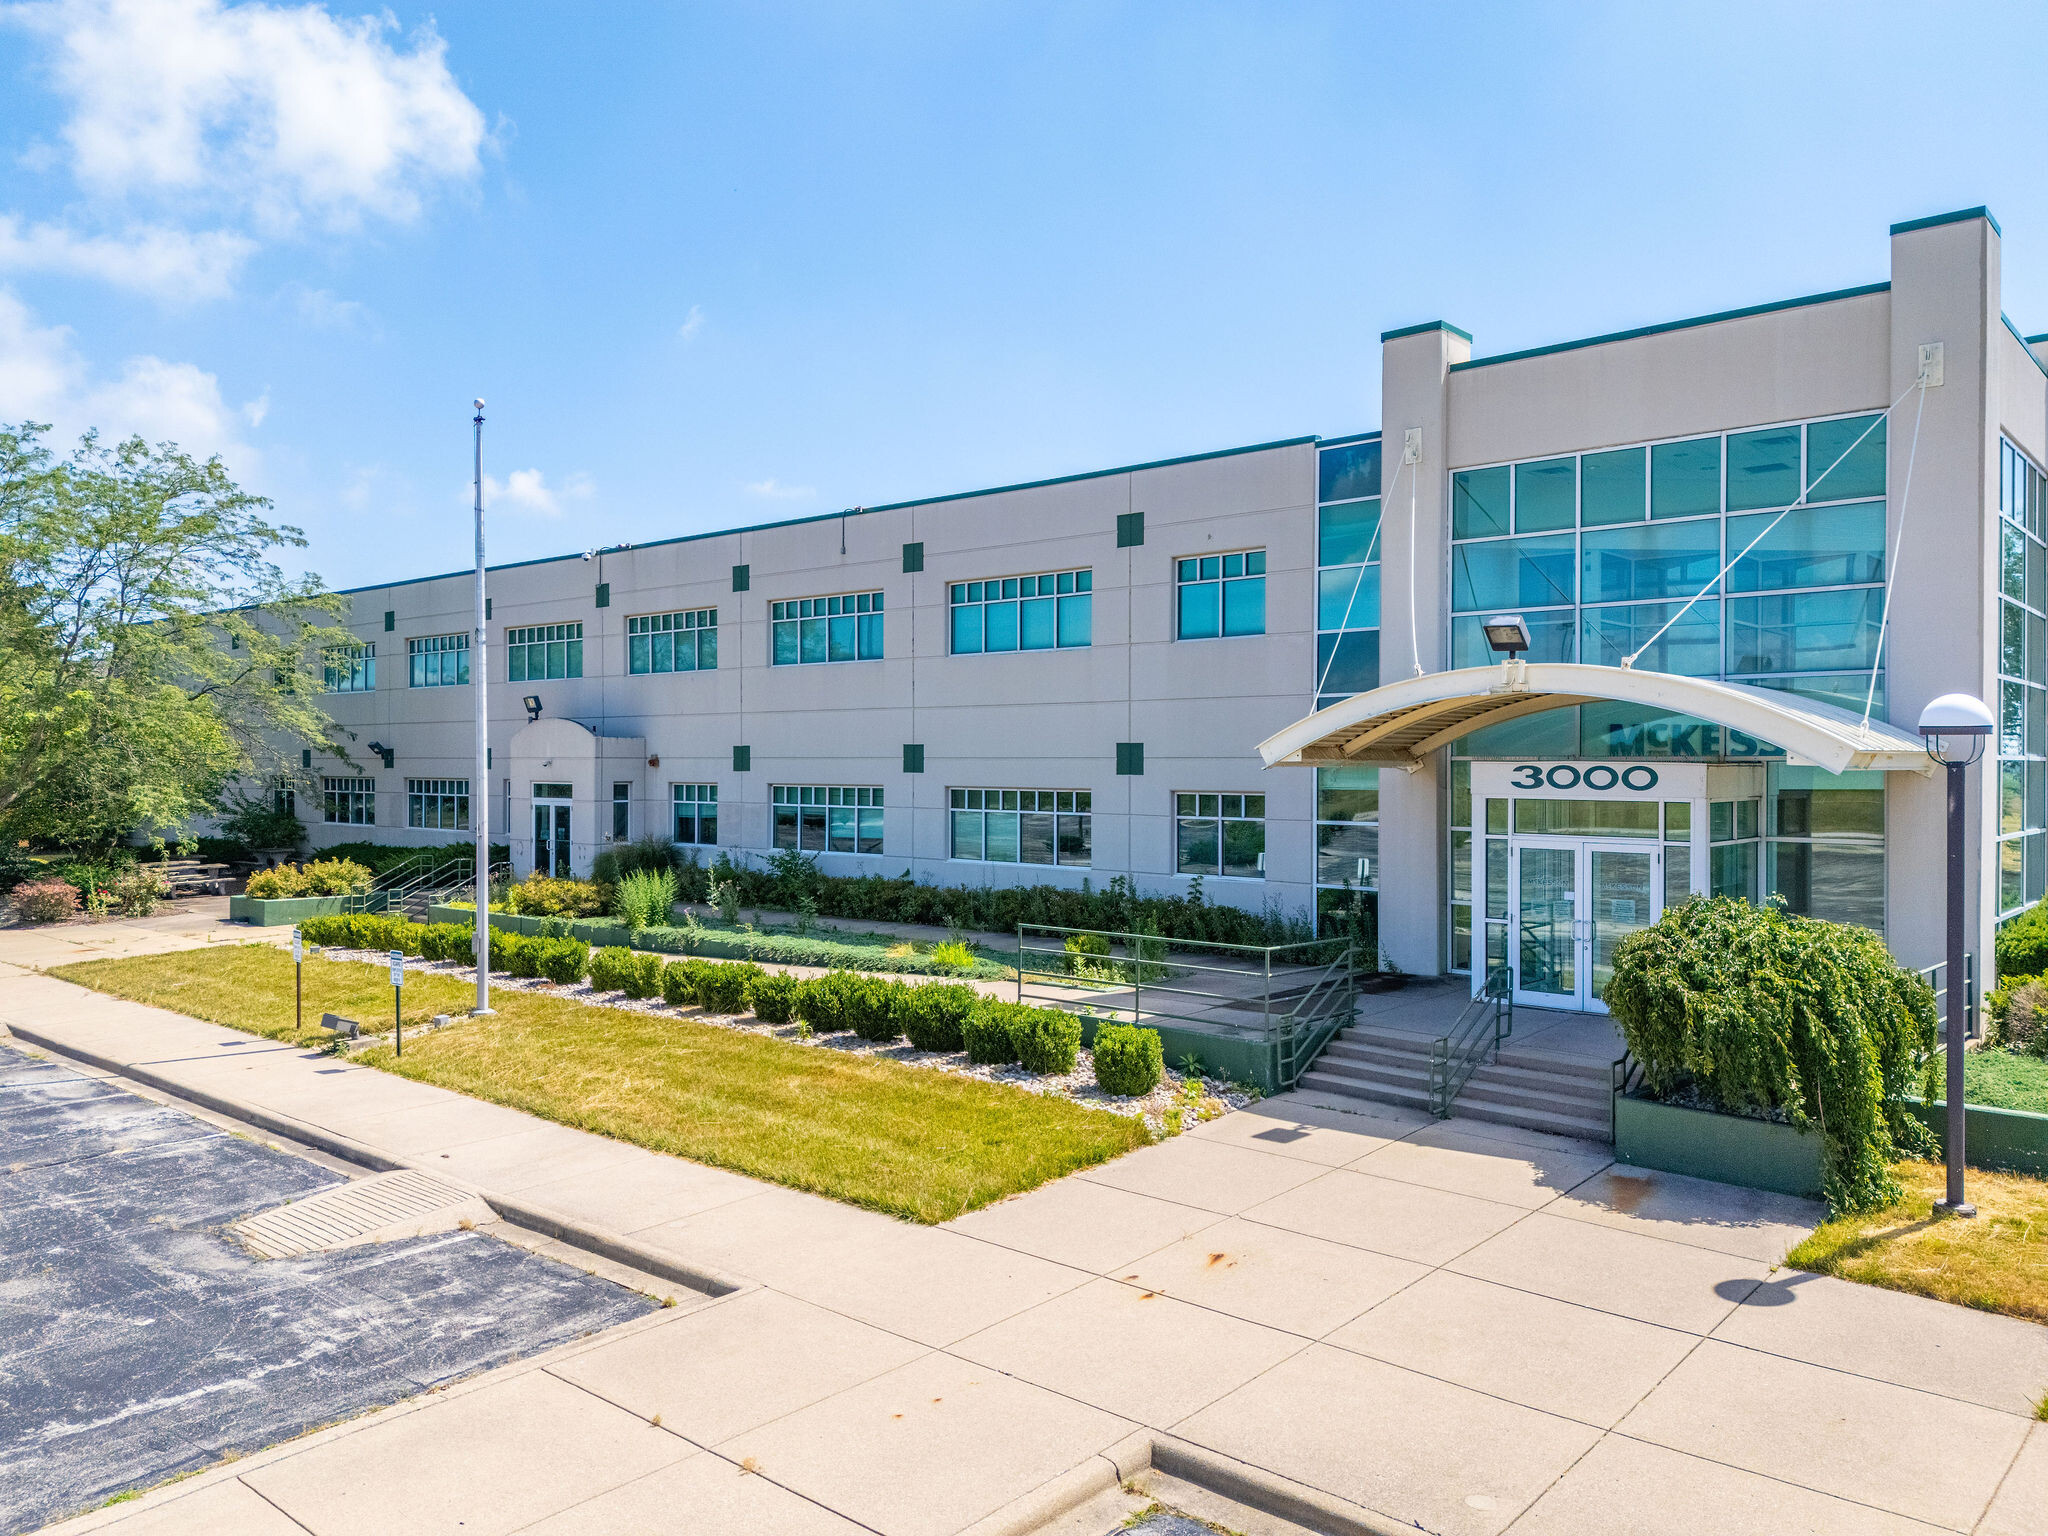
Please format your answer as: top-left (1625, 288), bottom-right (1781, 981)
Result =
top-left (1452, 1095), bottom-right (1611, 1142)
top-left (1296, 1068), bottom-right (1431, 1112)
top-left (1304, 1023), bottom-right (1616, 1142)
top-left (1305, 1053), bottom-right (1431, 1093)
top-left (1494, 1046), bottom-right (1613, 1085)
top-left (1462, 1064), bottom-right (1610, 1112)
top-left (1319, 1040), bottom-right (1433, 1075)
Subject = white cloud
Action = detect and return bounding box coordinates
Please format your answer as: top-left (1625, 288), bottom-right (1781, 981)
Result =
top-left (241, 387), bottom-right (268, 427)
top-left (284, 281), bottom-right (372, 329)
top-left (676, 304), bottom-right (704, 342)
top-left (10, 0), bottom-right (489, 236)
top-left (0, 285), bottom-right (260, 465)
top-left (481, 467), bottom-right (592, 518)
top-left (0, 213), bottom-right (255, 301)
top-left (743, 478), bottom-right (814, 501)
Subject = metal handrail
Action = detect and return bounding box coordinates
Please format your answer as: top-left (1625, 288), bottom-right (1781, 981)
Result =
top-left (1914, 952), bottom-right (1977, 1042)
top-left (1274, 945), bottom-right (1361, 1089)
top-left (1427, 964), bottom-right (1513, 1117)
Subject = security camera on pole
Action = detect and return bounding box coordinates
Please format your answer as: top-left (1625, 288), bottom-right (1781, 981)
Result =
top-left (1917, 691), bottom-right (1993, 1218)
top-left (472, 400), bottom-right (495, 1016)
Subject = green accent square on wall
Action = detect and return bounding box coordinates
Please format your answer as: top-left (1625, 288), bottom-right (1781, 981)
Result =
top-left (732, 564), bottom-right (751, 592)
top-left (595, 582), bottom-right (610, 608)
top-left (1115, 742), bottom-right (1145, 775)
top-left (902, 542), bottom-right (924, 573)
top-left (383, 610), bottom-right (394, 631)
top-left (732, 745), bottom-right (751, 772)
top-left (380, 748), bottom-right (395, 769)
top-left (1116, 511), bottom-right (1145, 548)
top-left (903, 744), bottom-right (924, 773)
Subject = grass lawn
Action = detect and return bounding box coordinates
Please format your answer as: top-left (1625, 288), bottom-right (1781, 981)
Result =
top-left (1786, 1159), bottom-right (2048, 1324)
top-left (1963, 1048), bottom-right (2048, 1114)
top-left (49, 946), bottom-right (1149, 1223)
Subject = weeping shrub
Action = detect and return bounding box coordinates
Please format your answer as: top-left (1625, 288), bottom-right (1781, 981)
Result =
top-left (1605, 895), bottom-right (1938, 1214)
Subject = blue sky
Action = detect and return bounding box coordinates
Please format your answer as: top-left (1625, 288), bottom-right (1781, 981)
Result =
top-left (2, 0), bottom-right (2046, 589)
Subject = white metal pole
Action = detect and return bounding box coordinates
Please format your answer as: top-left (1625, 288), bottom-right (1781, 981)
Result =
top-left (472, 399), bottom-right (494, 1015)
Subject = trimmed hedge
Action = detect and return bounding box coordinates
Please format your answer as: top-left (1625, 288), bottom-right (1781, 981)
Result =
top-left (1092, 1023), bottom-right (1164, 1096)
top-left (301, 913), bottom-right (420, 953)
top-left (745, 969), bottom-right (802, 1024)
top-left (1996, 899), bottom-right (2048, 982)
top-left (898, 983), bottom-right (977, 1053)
top-left (799, 971), bottom-right (899, 1040)
top-left (962, 1004), bottom-right (1020, 1065)
top-left (1005, 1003), bottom-right (1081, 1074)
top-left (587, 946), bottom-right (636, 993)
top-left (695, 960), bottom-right (760, 1014)
top-left (1607, 894), bottom-right (1938, 1214)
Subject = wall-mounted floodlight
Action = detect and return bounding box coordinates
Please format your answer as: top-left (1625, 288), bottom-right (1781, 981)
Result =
top-left (366, 741), bottom-right (386, 757)
top-left (522, 695), bottom-right (543, 723)
top-left (1481, 614), bottom-right (1531, 660)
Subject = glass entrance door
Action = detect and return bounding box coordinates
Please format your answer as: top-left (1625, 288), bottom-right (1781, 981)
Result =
top-left (1509, 838), bottom-right (1661, 1012)
top-left (533, 801), bottom-right (572, 877)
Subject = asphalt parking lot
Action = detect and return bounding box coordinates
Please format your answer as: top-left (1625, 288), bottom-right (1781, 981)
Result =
top-left (0, 1040), bottom-right (656, 1535)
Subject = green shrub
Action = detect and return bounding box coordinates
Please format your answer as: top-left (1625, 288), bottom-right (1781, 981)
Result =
top-left (504, 872), bottom-right (609, 918)
top-left (660, 958), bottom-right (700, 1006)
top-left (1997, 900), bottom-right (2048, 981)
top-left (962, 1002), bottom-right (1021, 1065)
top-left (1606, 895), bottom-right (1938, 1214)
top-left (506, 931), bottom-right (545, 979)
top-left (1009, 1005), bottom-right (1081, 1074)
top-left (419, 922), bottom-right (472, 963)
top-left (300, 913), bottom-right (419, 953)
top-left (1064, 932), bottom-right (1110, 971)
top-left (846, 977), bottom-right (909, 1042)
top-left (927, 939), bottom-right (977, 974)
top-left (621, 950), bottom-right (664, 999)
top-left (694, 960), bottom-right (760, 1014)
top-left (1092, 1023), bottom-right (1164, 1096)
top-left (1997, 979), bottom-right (2048, 1056)
top-left (613, 867), bottom-right (678, 931)
top-left (587, 945), bottom-right (636, 992)
top-left (245, 858), bottom-right (374, 899)
top-left (745, 969), bottom-right (802, 1024)
top-left (897, 982), bottom-right (977, 1052)
top-left (798, 970), bottom-right (869, 1034)
top-left (10, 880), bottom-right (79, 923)
top-left (536, 937), bottom-right (590, 985)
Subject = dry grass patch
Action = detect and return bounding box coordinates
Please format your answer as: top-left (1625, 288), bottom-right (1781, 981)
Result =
top-left (51, 945), bottom-right (1148, 1223)
top-left (1786, 1158), bottom-right (2048, 1323)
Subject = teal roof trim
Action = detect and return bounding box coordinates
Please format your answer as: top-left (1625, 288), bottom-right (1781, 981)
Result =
top-left (334, 433), bottom-right (1320, 598)
top-left (1317, 431), bottom-right (1383, 449)
top-left (1890, 206), bottom-right (2001, 237)
top-left (1447, 282), bottom-right (1891, 374)
top-left (2002, 314), bottom-right (2048, 379)
top-left (1380, 320), bottom-right (1473, 344)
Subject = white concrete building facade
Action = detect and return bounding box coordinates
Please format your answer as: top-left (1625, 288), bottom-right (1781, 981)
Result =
top-left (304, 208), bottom-right (2048, 1010)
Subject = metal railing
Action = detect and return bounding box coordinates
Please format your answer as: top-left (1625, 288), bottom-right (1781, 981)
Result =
top-left (1915, 952), bottom-right (1977, 1042)
top-left (346, 854), bottom-right (509, 916)
top-left (1427, 963), bottom-right (1513, 1117)
top-left (1015, 924), bottom-right (1358, 1089)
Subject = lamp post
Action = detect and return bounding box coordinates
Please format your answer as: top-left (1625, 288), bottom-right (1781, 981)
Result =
top-left (1917, 691), bottom-right (1993, 1217)
top-left (472, 400), bottom-right (494, 1017)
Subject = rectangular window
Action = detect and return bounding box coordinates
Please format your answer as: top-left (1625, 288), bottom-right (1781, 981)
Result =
top-left (672, 783), bottom-right (718, 846)
top-left (322, 776), bottom-right (376, 825)
top-left (1176, 550), bottom-right (1266, 639)
top-left (1315, 765), bottom-right (1378, 890)
top-left (772, 784), bottom-right (883, 853)
top-left (770, 592), bottom-right (884, 665)
top-left (948, 787), bottom-right (1090, 866)
top-left (1175, 792), bottom-right (1266, 879)
top-left (627, 608), bottom-right (718, 673)
top-left (949, 570), bottom-right (1091, 654)
top-left (406, 777), bottom-right (469, 831)
top-left (506, 622), bottom-right (583, 681)
top-left (612, 782), bottom-right (629, 841)
top-left (407, 633), bottom-right (469, 688)
top-left (1450, 534), bottom-right (1575, 612)
top-left (323, 642), bottom-right (376, 693)
top-left (1997, 435), bottom-right (2048, 916)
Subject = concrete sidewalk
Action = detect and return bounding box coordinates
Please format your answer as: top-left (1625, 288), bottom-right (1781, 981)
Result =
top-left (5, 965), bottom-right (2045, 1536)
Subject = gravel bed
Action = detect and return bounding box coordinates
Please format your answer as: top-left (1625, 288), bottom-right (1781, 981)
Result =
top-left (323, 948), bottom-right (1252, 1134)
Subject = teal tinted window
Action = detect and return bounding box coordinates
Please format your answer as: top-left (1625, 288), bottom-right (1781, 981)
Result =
top-left (1580, 703), bottom-right (1724, 760)
top-left (1318, 439), bottom-right (1382, 503)
top-left (1452, 609), bottom-right (1574, 667)
top-left (1581, 519), bottom-right (1722, 603)
top-left (1318, 499), bottom-right (1380, 565)
top-left (1726, 502), bottom-right (1883, 592)
top-left (1806, 415), bottom-right (1886, 502)
top-left (1222, 575), bottom-right (1265, 636)
top-left (1316, 630), bottom-right (1379, 696)
top-left (1751, 673), bottom-right (1885, 713)
top-left (1727, 588), bottom-right (1883, 675)
top-left (1057, 593), bottom-right (1091, 646)
top-left (1651, 437), bottom-right (1721, 518)
top-left (1451, 533), bottom-right (1574, 612)
top-left (1580, 447), bottom-right (1645, 526)
top-left (1179, 581), bottom-right (1219, 639)
top-left (1318, 565), bottom-right (1380, 631)
top-left (1178, 549), bottom-right (1265, 639)
top-left (1452, 467), bottom-right (1510, 539)
top-left (1514, 458), bottom-right (1576, 532)
top-left (2004, 521), bottom-right (2026, 600)
top-left (1727, 426), bottom-right (1801, 511)
top-left (1581, 600), bottom-right (1721, 676)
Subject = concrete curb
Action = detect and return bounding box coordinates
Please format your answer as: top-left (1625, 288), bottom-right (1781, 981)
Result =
top-left (5, 1023), bottom-right (749, 1302)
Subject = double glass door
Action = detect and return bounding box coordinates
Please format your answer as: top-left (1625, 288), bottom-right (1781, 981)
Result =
top-left (533, 800), bottom-right (572, 877)
top-left (1509, 838), bottom-right (1661, 1012)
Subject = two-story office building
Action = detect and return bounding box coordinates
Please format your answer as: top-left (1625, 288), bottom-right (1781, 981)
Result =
top-left (304, 208), bottom-right (2047, 1013)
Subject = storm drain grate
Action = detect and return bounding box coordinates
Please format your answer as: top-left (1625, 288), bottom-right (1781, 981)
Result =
top-left (232, 1169), bottom-right (481, 1258)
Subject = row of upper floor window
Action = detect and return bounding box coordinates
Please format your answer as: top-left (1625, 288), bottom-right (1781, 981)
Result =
top-left (322, 551), bottom-right (1271, 690)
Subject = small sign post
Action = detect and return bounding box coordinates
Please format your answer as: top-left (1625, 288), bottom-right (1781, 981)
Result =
top-left (389, 949), bottom-right (405, 1057)
top-left (291, 926), bottom-right (303, 1038)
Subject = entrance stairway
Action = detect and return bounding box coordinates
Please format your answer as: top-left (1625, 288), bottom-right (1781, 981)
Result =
top-left (1300, 1023), bottom-right (1614, 1143)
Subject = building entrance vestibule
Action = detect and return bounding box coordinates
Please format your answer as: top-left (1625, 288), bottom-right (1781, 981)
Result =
top-left (533, 783), bottom-right (573, 877)
top-left (1510, 837), bottom-right (1660, 1013)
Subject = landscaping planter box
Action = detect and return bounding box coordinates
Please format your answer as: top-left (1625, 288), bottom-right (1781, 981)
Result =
top-left (1908, 1099), bottom-right (2048, 1178)
top-left (1614, 1092), bottom-right (1824, 1198)
top-left (230, 893), bottom-right (388, 926)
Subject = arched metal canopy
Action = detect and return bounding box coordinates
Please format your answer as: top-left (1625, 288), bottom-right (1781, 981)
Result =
top-left (1258, 661), bottom-right (1934, 776)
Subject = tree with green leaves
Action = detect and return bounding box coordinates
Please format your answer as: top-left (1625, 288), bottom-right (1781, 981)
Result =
top-left (0, 421), bottom-right (353, 850)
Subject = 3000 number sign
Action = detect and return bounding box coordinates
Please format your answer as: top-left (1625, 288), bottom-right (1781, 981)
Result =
top-left (1509, 764), bottom-right (1660, 792)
